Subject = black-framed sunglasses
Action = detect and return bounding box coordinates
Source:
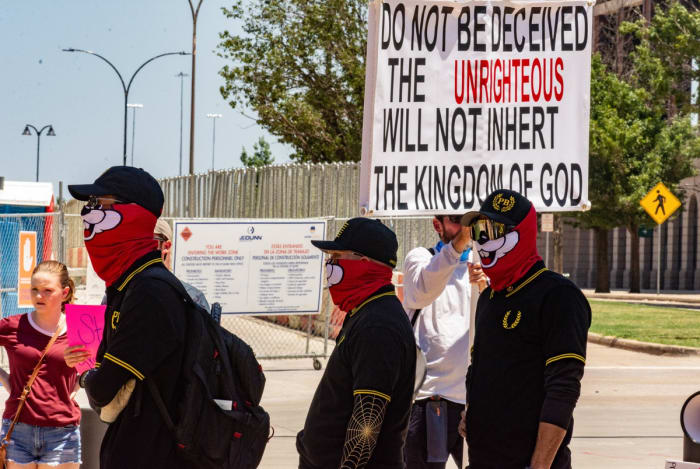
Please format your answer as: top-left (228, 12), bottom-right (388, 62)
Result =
top-left (85, 196), bottom-right (126, 210)
top-left (470, 218), bottom-right (515, 242)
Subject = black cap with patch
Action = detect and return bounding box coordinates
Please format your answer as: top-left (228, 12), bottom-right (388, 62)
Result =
top-left (68, 166), bottom-right (164, 217)
top-left (461, 189), bottom-right (533, 227)
top-left (311, 217), bottom-right (398, 268)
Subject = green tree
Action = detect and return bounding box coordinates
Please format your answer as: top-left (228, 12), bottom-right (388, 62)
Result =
top-left (575, 51), bottom-right (699, 292)
top-left (219, 0), bottom-right (367, 163)
top-left (240, 136), bottom-right (275, 168)
top-left (620, 2), bottom-right (700, 117)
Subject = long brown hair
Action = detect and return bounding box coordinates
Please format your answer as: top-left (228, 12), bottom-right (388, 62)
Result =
top-left (32, 260), bottom-right (75, 311)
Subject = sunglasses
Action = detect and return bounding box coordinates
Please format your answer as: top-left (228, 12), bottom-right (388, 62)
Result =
top-left (470, 218), bottom-right (515, 242)
top-left (85, 196), bottom-right (126, 210)
top-left (326, 251), bottom-right (368, 262)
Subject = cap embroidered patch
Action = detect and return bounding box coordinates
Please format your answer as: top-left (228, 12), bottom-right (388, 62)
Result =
top-left (493, 193), bottom-right (516, 213)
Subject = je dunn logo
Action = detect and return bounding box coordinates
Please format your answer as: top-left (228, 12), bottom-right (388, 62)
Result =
top-left (180, 227), bottom-right (192, 242)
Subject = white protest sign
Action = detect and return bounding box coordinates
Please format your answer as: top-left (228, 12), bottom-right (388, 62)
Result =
top-left (172, 219), bottom-right (326, 315)
top-left (359, 0), bottom-right (593, 215)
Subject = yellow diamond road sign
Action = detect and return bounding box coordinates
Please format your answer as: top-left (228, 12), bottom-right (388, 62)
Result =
top-left (640, 182), bottom-right (681, 225)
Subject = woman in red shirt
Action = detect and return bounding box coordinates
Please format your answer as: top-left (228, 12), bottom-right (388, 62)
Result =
top-left (0, 260), bottom-right (81, 468)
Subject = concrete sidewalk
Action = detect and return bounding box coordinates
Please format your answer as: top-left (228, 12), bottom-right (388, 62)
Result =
top-left (583, 288), bottom-right (700, 306)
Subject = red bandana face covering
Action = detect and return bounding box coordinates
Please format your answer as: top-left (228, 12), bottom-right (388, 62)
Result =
top-left (475, 206), bottom-right (542, 292)
top-left (82, 203), bottom-right (158, 286)
top-left (326, 259), bottom-right (393, 313)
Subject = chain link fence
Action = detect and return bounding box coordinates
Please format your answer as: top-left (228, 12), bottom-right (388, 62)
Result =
top-left (0, 212), bottom-right (63, 318)
top-left (60, 164), bottom-right (438, 365)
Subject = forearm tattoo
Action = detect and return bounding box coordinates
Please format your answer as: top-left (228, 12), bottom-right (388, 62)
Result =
top-left (339, 392), bottom-right (390, 469)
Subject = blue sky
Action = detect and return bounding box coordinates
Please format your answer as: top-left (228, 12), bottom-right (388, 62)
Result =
top-left (0, 1), bottom-right (292, 199)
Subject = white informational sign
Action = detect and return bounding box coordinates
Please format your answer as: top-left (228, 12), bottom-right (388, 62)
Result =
top-left (541, 213), bottom-right (554, 232)
top-left (172, 219), bottom-right (327, 315)
top-left (359, 0), bottom-right (593, 215)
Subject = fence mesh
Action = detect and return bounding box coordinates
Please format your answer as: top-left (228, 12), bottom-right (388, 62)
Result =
top-left (0, 213), bottom-right (62, 318)
top-left (60, 164), bottom-right (439, 362)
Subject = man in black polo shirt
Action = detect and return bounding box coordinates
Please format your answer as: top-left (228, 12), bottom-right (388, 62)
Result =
top-left (297, 218), bottom-right (416, 469)
top-left (67, 167), bottom-right (189, 469)
top-left (459, 190), bottom-right (591, 469)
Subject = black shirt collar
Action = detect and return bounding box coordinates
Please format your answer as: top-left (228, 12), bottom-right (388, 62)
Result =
top-left (348, 284), bottom-right (396, 318)
top-left (494, 260), bottom-right (548, 297)
top-left (107, 250), bottom-right (163, 296)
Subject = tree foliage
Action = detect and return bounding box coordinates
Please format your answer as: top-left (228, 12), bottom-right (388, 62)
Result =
top-left (240, 137), bottom-right (275, 168)
top-left (573, 2), bottom-right (700, 291)
top-left (218, 0), bottom-right (367, 163)
top-left (577, 55), bottom-right (699, 233)
top-left (620, 2), bottom-right (700, 116)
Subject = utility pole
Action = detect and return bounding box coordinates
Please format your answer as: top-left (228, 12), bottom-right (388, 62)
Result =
top-left (206, 113), bottom-right (222, 170)
top-left (187, 0), bottom-right (203, 215)
top-left (127, 103), bottom-right (143, 166)
top-left (175, 72), bottom-right (189, 176)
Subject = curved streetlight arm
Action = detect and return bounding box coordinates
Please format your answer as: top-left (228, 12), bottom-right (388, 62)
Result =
top-left (62, 48), bottom-right (127, 94)
top-left (23, 124), bottom-right (53, 136)
top-left (126, 51), bottom-right (190, 95)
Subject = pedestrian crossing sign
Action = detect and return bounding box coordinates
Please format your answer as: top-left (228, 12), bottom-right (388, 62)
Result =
top-left (640, 182), bottom-right (681, 225)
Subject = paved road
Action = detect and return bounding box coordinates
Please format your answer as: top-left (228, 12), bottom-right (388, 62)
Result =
top-left (1, 341), bottom-right (696, 468)
top-left (257, 343), bottom-right (700, 469)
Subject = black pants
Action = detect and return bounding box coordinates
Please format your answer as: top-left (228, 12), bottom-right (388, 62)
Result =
top-left (404, 399), bottom-right (464, 469)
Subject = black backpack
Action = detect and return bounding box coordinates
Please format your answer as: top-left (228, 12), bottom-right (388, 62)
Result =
top-left (130, 268), bottom-right (271, 469)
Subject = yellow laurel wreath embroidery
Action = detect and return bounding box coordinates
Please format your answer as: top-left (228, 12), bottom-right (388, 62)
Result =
top-left (493, 194), bottom-right (516, 212)
top-left (502, 310), bottom-right (522, 329)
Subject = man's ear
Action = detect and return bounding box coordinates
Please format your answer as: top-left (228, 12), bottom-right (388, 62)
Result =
top-left (432, 217), bottom-right (442, 236)
top-left (163, 240), bottom-right (173, 251)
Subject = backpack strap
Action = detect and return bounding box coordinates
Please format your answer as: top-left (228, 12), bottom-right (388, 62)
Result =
top-left (410, 247), bottom-right (436, 328)
top-left (124, 267), bottom-right (241, 434)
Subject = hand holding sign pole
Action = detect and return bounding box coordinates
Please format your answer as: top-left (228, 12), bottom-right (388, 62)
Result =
top-left (65, 304), bottom-right (106, 374)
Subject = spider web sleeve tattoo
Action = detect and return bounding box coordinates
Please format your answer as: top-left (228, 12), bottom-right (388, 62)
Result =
top-left (339, 391), bottom-right (390, 469)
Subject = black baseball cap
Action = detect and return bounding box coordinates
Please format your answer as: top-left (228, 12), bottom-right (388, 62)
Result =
top-left (461, 189), bottom-right (533, 227)
top-left (68, 166), bottom-right (164, 217)
top-left (311, 218), bottom-right (398, 268)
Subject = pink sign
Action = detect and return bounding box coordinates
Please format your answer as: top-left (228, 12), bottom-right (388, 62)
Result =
top-left (65, 304), bottom-right (106, 374)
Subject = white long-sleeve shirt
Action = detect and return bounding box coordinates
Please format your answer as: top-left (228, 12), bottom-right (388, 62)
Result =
top-left (402, 241), bottom-right (472, 404)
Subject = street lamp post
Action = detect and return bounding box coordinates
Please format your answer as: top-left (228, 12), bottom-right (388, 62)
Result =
top-left (206, 113), bottom-right (222, 170)
top-left (22, 124), bottom-right (55, 182)
top-left (188, 0), bottom-right (203, 177)
top-left (62, 48), bottom-right (189, 165)
top-left (175, 72), bottom-right (189, 176)
top-left (127, 104), bottom-right (143, 166)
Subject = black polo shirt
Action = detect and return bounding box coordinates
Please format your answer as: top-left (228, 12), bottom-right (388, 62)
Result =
top-left (297, 285), bottom-right (416, 469)
top-left (465, 261), bottom-right (591, 469)
top-left (85, 251), bottom-right (189, 469)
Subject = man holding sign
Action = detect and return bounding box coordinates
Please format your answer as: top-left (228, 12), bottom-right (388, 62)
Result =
top-left (459, 190), bottom-right (590, 469)
top-left (402, 214), bottom-right (485, 469)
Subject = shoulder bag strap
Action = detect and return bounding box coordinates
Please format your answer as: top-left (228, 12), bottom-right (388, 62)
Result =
top-left (1, 319), bottom-right (63, 447)
top-left (410, 247), bottom-right (437, 328)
